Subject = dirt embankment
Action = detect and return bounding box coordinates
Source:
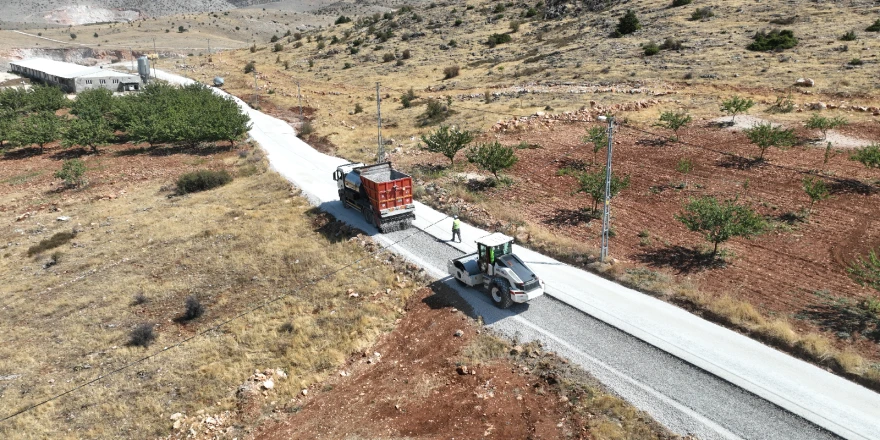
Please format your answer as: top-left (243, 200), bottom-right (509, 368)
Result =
top-left (251, 287), bottom-right (676, 440)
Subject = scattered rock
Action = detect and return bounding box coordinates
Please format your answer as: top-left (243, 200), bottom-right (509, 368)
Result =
top-left (170, 413), bottom-right (184, 421)
top-left (301, 388), bottom-right (308, 396)
top-left (454, 329), bottom-right (464, 337)
top-left (795, 78), bottom-right (815, 87)
top-left (262, 379), bottom-right (274, 390)
top-left (57, 216), bottom-right (70, 222)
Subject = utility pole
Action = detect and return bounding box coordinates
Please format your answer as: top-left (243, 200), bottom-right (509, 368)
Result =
top-left (152, 38), bottom-right (157, 78)
top-left (297, 80), bottom-right (303, 123)
top-left (207, 38), bottom-right (211, 58)
top-left (376, 82), bottom-right (384, 163)
top-left (130, 47), bottom-right (134, 71)
top-left (599, 115), bottom-right (615, 263)
top-left (253, 69), bottom-right (259, 109)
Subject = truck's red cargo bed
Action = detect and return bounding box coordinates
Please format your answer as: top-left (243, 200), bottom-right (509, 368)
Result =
top-left (357, 163), bottom-right (413, 217)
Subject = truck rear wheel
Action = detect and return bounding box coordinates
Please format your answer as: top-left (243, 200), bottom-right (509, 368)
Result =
top-left (363, 207), bottom-right (374, 226)
top-left (490, 279), bottom-right (513, 309)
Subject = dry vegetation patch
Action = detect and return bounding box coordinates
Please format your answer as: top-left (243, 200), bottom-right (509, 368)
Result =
top-left (0, 144), bottom-right (421, 438)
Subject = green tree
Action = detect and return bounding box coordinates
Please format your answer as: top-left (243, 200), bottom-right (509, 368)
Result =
top-left (676, 157), bottom-right (694, 188)
top-left (466, 141), bottom-right (518, 180)
top-left (0, 110), bottom-right (16, 148)
top-left (655, 111), bottom-right (692, 141)
top-left (850, 144), bottom-right (880, 169)
top-left (804, 113), bottom-right (847, 142)
top-left (62, 116), bottom-right (114, 153)
top-left (421, 125), bottom-right (474, 166)
top-left (54, 159), bottom-right (87, 187)
top-left (849, 249), bottom-right (880, 291)
top-left (675, 196), bottom-right (765, 257)
top-left (27, 84), bottom-right (68, 112)
top-left (0, 87), bottom-right (31, 115)
top-left (615, 10), bottom-right (641, 36)
top-left (720, 95), bottom-right (755, 124)
top-left (71, 88), bottom-right (113, 121)
top-left (14, 111), bottom-right (62, 153)
top-left (743, 123), bottom-right (796, 160)
top-left (802, 176), bottom-right (830, 214)
top-left (583, 126), bottom-right (607, 165)
top-left (575, 167), bottom-right (631, 213)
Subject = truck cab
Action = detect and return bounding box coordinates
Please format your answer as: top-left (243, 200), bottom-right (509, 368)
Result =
top-left (448, 232), bottom-right (545, 308)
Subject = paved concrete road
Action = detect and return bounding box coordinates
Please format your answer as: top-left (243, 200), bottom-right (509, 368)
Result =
top-left (155, 69), bottom-right (880, 440)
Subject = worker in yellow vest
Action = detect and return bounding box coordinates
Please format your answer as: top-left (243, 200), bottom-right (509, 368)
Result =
top-left (451, 215), bottom-right (461, 242)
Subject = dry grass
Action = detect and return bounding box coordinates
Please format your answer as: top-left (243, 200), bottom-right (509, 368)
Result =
top-left (0, 156), bottom-right (417, 438)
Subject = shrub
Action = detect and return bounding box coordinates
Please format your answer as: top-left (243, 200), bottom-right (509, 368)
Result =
top-left (850, 144), bottom-right (880, 169)
top-left (575, 167), bottom-right (630, 213)
top-left (849, 58), bottom-right (864, 66)
top-left (176, 169), bottom-right (233, 194)
top-left (317, 41), bottom-right (325, 50)
top-left (509, 21), bottom-right (520, 33)
top-left (128, 323), bottom-right (156, 347)
top-left (27, 231), bottom-right (76, 256)
top-left (720, 95), bottom-right (755, 124)
top-left (270, 35), bottom-right (279, 43)
top-left (690, 7), bottom-right (714, 21)
top-left (93, 32), bottom-right (98, 38)
top-left (671, 0), bottom-right (691, 6)
top-left (395, 59), bottom-right (404, 66)
top-left (866, 19), bottom-right (880, 32)
top-left (676, 196), bottom-right (765, 257)
top-left (335, 15), bottom-right (352, 25)
top-left (443, 65), bottom-right (460, 79)
top-left (400, 88), bottom-right (417, 108)
top-left (487, 33), bottom-right (512, 47)
top-left (802, 176), bottom-right (830, 214)
top-left (354, 103), bottom-right (363, 114)
top-left (525, 7), bottom-right (538, 18)
top-left (402, 49), bottom-right (411, 59)
top-left (466, 141), bottom-right (519, 180)
top-left (244, 61), bottom-right (256, 74)
top-left (298, 120), bottom-right (314, 138)
top-left (454, 19), bottom-right (463, 26)
top-left (293, 32), bottom-right (302, 40)
top-left (660, 37), bottom-right (683, 50)
top-left (744, 123), bottom-right (796, 159)
top-left (178, 26), bottom-right (186, 33)
top-left (382, 52), bottom-right (396, 63)
top-left (420, 99), bottom-right (449, 125)
top-left (655, 111), bottom-right (692, 140)
top-left (70, 33), bottom-right (77, 39)
top-left (55, 159), bottom-right (87, 187)
top-left (420, 125), bottom-right (474, 166)
top-left (273, 43), bottom-right (283, 52)
top-left (184, 296), bottom-right (205, 320)
top-left (249, 44), bottom-right (256, 53)
top-left (614, 10), bottom-right (641, 36)
top-left (133, 293), bottom-right (148, 305)
top-left (747, 29), bottom-right (798, 52)
top-left (841, 30), bottom-right (857, 41)
top-left (805, 114), bottom-right (847, 141)
top-left (643, 42), bottom-right (660, 56)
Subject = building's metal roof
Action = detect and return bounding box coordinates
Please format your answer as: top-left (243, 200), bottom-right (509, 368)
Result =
top-left (76, 69), bottom-right (141, 80)
top-left (8, 58), bottom-right (134, 79)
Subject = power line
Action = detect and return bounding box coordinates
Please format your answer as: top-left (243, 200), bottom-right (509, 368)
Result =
top-left (0, 214), bottom-right (450, 424)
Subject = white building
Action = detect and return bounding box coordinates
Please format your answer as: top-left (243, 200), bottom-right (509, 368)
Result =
top-left (8, 58), bottom-right (142, 93)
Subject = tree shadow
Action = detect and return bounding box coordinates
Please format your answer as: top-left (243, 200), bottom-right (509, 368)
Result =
top-left (542, 208), bottom-right (598, 227)
top-left (2, 147), bottom-right (44, 160)
top-left (466, 178), bottom-right (496, 192)
top-left (775, 211), bottom-right (806, 225)
top-left (51, 147), bottom-right (92, 160)
top-left (829, 178), bottom-right (879, 196)
top-left (636, 245), bottom-right (727, 274)
top-left (708, 120), bottom-right (734, 129)
top-left (715, 155), bottom-right (764, 170)
top-left (556, 157), bottom-right (589, 172)
top-left (305, 206), bottom-right (364, 244)
top-left (114, 143), bottom-right (232, 158)
top-left (635, 138), bottom-right (669, 147)
top-left (799, 302), bottom-right (880, 343)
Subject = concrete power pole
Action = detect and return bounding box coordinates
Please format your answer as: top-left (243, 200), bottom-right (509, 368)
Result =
top-left (253, 69), bottom-right (259, 109)
top-left (376, 82), bottom-right (384, 163)
top-left (297, 81), bottom-right (303, 123)
top-left (152, 38), bottom-right (157, 78)
top-left (599, 115), bottom-right (615, 263)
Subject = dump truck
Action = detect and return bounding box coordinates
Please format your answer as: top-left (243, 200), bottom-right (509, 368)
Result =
top-left (447, 232), bottom-right (545, 308)
top-left (332, 162), bottom-right (415, 232)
